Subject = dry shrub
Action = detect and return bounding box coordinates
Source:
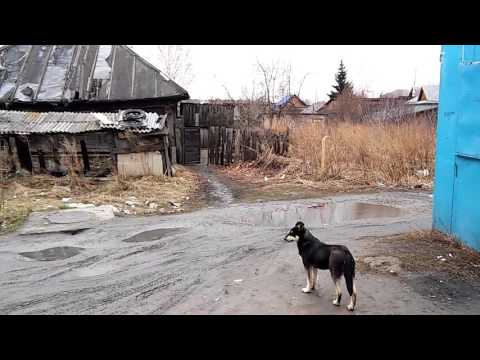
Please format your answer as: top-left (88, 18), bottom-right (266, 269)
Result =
top-left (60, 137), bottom-right (85, 191)
top-left (267, 116), bottom-right (289, 132)
top-left (290, 118), bottom-right (435, 185)
top-left (253, 145), bottom-right (291, 171)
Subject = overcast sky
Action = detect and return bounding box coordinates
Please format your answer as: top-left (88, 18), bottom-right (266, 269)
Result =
top-left (130, 45), bottom-right (441, 102)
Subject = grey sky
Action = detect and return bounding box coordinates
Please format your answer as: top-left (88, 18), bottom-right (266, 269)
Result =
top-left (130, 45), bottom-right (441, 102)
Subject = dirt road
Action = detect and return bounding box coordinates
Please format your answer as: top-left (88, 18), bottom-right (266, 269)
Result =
top-left (0, 167), bottom-right (478, 315)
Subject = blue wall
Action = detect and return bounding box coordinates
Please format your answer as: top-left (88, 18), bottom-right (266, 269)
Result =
top-left (433, 45), bottom-right (480, 251)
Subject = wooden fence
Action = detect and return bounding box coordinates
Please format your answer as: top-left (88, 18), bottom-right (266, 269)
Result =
top-left (207, 126), bottom-right (288, 165)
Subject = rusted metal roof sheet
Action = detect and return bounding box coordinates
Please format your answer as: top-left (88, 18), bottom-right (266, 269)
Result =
top-left (0, 45), bottom-right (189, 104)
top-left (0, 110), bottom-right (166, 135)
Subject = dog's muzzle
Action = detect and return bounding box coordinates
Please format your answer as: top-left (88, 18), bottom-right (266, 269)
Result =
top-left (284, 235), bottom-right (298, 242)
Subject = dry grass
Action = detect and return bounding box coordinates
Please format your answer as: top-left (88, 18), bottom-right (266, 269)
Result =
top-left (60, 137), bottom-right (83, 190)
top-left (223, 118), bottom-right (435, 195)
top-left (0, 165), bottom-right (201, 235)
top-left (358, 230), bottom-right (480, 280)
top-left (289, 119), bottom-right (435, 187)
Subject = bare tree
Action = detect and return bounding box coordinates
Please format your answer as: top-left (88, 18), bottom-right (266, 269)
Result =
top-left (219, 59), bottom-right (309, 129)
top-left (156, 45), bottom-right (194, 87)
top-left (256, 60), bottom-right (309, 105)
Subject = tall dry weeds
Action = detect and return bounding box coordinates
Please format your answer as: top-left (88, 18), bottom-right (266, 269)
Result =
top-left (60, 137), bottom-right (84, 191)
top-left (290, 118), bottom-right (435, 185)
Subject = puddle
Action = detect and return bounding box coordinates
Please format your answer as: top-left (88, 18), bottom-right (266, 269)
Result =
top-left (20, 246), bottom-right (85, 261)
top-left (230, 202), bottom-right (404, 228)
top-left (123, 228), bottom-right (186, 243)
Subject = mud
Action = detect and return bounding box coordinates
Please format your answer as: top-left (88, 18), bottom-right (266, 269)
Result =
top-left (0, 166), bottom-right (478, 315)
top-left (194, 166), bottom-right (234, 207)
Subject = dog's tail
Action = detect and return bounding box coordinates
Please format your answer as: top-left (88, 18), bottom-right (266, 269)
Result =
top-left (344, 251), bottom-right (357, 304)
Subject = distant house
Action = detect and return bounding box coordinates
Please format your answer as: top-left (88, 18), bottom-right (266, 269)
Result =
top-left (380, 89), bottom-right (412, 99)
top-left (301, 101), bottom-right (326, 115)
top-left (317, 85), bottom-right (439, 123)
top-left (316, 96), bottom-right (406, 122)
top-left (385, 85), bottom-right (439, 121)
top-left (272, 95), bottom-right (308, 113)
top-left (406, 85), bottom-right (439, 103)
top-left (269, 95), bottom-right (327, 125)
top-left (0, 45), bottom-right (190, 176)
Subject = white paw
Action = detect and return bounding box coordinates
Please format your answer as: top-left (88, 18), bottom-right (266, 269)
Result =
top-left (302, 287), bottom-right (312, 293)
top-left (333, 299), bottom-right (340, 306)
top-left (347, 303), bottom-right (355, 311)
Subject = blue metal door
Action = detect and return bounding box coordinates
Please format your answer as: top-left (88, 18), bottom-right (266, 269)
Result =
top-left (452, 156), bottom-right (480, 249)
top-left (451, 45), bottom-right (480, 249)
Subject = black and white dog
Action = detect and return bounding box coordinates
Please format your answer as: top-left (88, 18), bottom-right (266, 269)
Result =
top-left (284, 221), bottom-right (357, 311)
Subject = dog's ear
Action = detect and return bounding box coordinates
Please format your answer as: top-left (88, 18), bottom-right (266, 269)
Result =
top-left (295, 221), bottom-right (305, 232)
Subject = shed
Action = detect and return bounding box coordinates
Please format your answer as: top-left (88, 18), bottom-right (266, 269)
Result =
top-left (433, 45), bottom-right (480, 251)
top-left (0, 109), bottom-right (172, 177)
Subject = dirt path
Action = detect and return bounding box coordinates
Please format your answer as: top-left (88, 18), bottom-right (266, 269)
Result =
top-left (191, 166), bottom-right (234, 208)
top-left (0, 167), bottom-right (478, 315)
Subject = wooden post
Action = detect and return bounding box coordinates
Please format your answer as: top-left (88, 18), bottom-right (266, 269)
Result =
top-left (8, 136), bottom-right (21, 172)
top-left (163, 136), bottom-right (172, 176)
top-left (321, 135), bottom-right (329, 173)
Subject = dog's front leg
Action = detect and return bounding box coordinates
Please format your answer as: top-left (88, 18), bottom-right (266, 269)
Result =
top-left (310, 268), bottom-right (318, 290)
top-left (302, 267), bottom-right (313, 293)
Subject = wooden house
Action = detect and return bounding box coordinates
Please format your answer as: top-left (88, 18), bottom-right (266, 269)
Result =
top-left (0, 45), bottom-right (189, 175)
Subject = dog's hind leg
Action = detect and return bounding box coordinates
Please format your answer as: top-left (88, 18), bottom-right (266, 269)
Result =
top-left (310, 268), bottom-right (318, 290)
top-left (345, 277), bottom-right (357, 311)
top-left (329, 256), bottom-right (343, 306)
top-left (331, 275), bottom-right (342, 306)
top-left (347, 282), bottom-right (357, 311)
top-left (302, 267), bottom-right (313, 293)
top-left (344, 254), bottom-right (357, 311)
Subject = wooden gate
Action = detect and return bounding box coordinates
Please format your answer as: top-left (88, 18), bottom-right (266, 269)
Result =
top-left (183, 127), bottom-right (200, 164)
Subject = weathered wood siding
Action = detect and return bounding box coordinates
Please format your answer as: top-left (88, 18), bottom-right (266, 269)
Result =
top-left (9, 130), bottom-right (172, 176)
top-left (181, 103), bottom-right (235, 128)
top-left (117, 152), bottom-right (164, 177)
top-left (27, 132), bottom-right (115, 175)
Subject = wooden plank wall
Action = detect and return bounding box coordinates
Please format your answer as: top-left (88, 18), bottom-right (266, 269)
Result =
top-left (117, 151), bottom-right (164, 177)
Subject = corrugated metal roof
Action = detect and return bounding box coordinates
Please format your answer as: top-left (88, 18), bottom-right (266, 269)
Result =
top-left (370, 103), bottom-right (438, 121)
top-left (0, 110), bottom-right (166, 135)
top-left (0, 45), bottom-right (189, 104)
